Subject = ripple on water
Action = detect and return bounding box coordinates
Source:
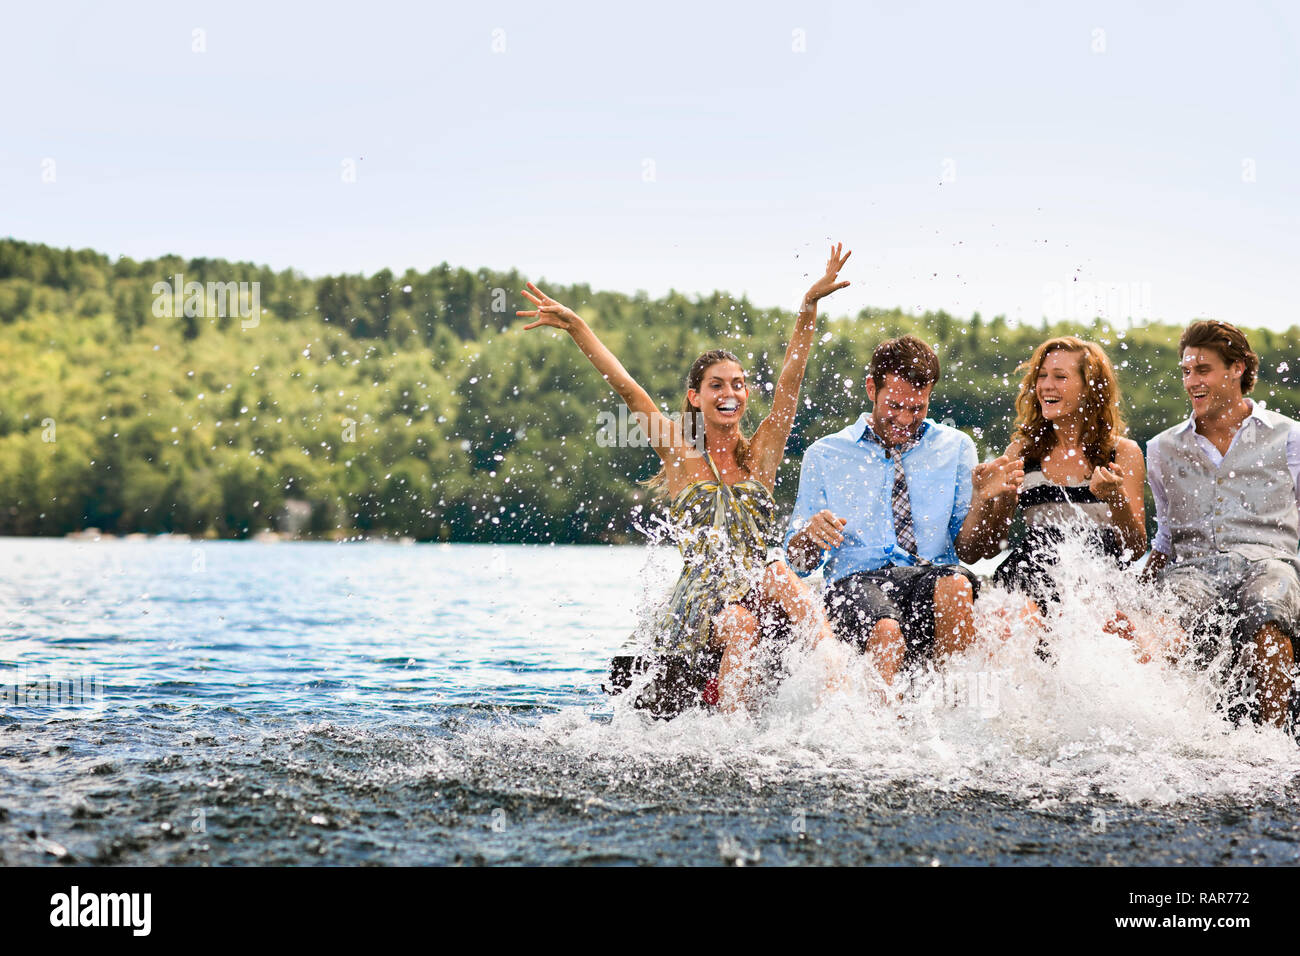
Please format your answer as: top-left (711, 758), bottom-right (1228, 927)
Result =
top-left (1, 539), bottom-right (1299, 865)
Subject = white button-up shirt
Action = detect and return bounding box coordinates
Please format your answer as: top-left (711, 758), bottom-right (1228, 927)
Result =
top-left (1148, 399), bottom-right (1300, 555)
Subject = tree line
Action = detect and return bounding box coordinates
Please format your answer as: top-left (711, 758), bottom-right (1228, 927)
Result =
top-left (2, 237), bottom-right (1297, 542)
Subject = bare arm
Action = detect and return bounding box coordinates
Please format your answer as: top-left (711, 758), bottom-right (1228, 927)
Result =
top-left (518, 282), bottom-right (687, 462)
top-left (1140, 550), bottom-right (1169, 582)
top-left (955, 448), bottom-right (1025, 562)
top-left (1090, 439), bottom-right (1147, 560)
top-left (748, 243), bottom-right (851, 485)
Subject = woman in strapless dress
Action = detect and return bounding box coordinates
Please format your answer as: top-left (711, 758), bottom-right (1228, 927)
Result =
top-left (517, 244), bottom-right (853, 712)
top-left (985, 337), bottom-right (1148, 613)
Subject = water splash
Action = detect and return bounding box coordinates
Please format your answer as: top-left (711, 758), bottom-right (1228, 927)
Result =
top-left (513, 527), bottom-right (1300, 808)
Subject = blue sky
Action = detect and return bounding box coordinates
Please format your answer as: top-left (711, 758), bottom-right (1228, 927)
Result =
top-left (2, 0), bottom-right (1297, 329)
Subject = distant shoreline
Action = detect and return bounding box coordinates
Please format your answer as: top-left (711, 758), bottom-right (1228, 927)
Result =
top-left (5, 532), bottom-right (652, 546)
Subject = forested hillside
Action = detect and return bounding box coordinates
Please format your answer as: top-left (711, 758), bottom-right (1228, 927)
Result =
top-left (2, 238), bottom-right (1297, 541)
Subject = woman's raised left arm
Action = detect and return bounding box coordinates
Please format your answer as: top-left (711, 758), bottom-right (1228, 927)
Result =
top-left (749, 242), bottom-right (851, 484)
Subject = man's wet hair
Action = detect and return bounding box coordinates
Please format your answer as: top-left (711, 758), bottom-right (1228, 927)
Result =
top-left (1179, 320), bottom-right (1259, 394)
top-left (869, 335), bottom-right (940, 391)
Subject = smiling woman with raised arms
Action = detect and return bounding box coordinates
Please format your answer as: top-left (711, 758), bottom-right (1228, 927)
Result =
top-left (517, 244), bottom-right (852, 713)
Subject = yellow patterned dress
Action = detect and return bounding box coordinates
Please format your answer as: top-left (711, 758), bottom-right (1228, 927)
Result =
top-left (659, 451), bottom-right (779, 654)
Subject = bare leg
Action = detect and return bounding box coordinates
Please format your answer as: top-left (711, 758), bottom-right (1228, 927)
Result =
top-left (867, 618), bottom-right (905, 686)
top-left (755, 561), bottom-right (847, 697)
top-left (713, 604), bottom-right (761, 713)
top-left (1251, 623), bottom-right (1295, 728)
top-left (1103, 610), bottom-right (1136, 644)
top-left (933, 574), bottom-right (976, 659)
top-left (1022, 601), bottom-right (1050, 662)
top-left (756, 561), bottom-right (836, 645)
top-left (1022, 599), bottom-right (1045, 630)
top-left (991, 599), bottom-right (1042, 641)
top-left (1105, 610), bottom-right (1185, 665)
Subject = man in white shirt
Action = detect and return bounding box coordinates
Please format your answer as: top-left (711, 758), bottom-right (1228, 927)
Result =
top-left (1144, 320), bottom-right (1300, 729)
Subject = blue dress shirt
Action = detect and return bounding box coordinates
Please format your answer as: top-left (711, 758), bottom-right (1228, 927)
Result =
top-left (784, 414), bottom-right (977, 583)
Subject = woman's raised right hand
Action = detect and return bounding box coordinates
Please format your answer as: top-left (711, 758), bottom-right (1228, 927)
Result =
top-left (517, 282), bottom-right (582, 332)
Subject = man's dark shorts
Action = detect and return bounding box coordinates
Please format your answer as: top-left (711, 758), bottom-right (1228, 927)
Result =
top-left (824, 564), bottom-right (980, 666)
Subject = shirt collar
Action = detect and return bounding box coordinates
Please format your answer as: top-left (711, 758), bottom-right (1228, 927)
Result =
top-left (852, 413), bottom-right (931, 449)
top-left (1175, 398), bottom-right (1270, 434)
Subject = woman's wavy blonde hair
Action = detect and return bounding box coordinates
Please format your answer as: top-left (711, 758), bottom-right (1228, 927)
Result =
top-left (643, 349), bottom-right (752, 498)
top-left (1011, 336), bottom-right (1126, 467)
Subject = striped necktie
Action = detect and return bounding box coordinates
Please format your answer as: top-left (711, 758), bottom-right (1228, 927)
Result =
top-left (866, 426), bottom-right (925, 563)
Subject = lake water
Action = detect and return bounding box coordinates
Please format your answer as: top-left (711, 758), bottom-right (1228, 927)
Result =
top-left (2, 537), bottom-right (1299, 866)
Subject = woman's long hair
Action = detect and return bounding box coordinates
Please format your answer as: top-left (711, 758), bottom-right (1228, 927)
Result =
top-left (643, 349), bottom-right (752, 498)
top-left (1011, 336), bottom-right (1126, 467)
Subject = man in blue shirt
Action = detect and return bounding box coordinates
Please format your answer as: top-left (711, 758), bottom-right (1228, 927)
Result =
top-left (785, 335), bottom-right (1021, 684)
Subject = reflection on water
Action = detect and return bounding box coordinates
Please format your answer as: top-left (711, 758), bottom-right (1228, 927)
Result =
top-left (0, 537), bottom-right (1298, 866)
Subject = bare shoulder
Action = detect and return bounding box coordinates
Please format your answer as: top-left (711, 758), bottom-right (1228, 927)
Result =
top-left (1116, 438), bottom-right (1145, 470)
top-left (1116, 437), bottom-right (1143, 458)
